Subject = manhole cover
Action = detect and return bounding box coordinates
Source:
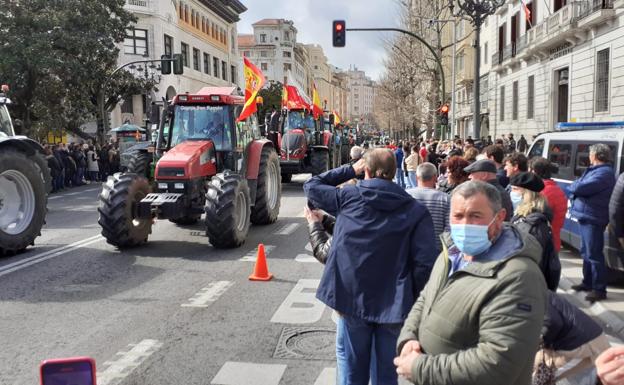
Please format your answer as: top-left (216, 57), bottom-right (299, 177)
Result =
top-left (273, 326), bottom-right (336, 360)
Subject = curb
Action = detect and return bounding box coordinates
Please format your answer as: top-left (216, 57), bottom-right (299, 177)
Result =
top-left (559, 275), bottom-right (624, 340)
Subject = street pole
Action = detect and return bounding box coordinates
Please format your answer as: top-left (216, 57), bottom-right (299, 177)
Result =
top-left (473, 23), bottom-right (481, 139)
top-left (451, 21), bottom-right (457, 140)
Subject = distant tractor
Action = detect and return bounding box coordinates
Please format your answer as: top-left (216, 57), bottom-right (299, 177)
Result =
top-left (0, 87), bottom-right (51, 254)
top-left (278, 109), bottom-right (337, 183)
top-left (98, 87), bottom-right (281, 249)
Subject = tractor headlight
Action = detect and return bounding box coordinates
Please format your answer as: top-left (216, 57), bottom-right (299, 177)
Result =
top-left (158, 183), bottom-right (168, 190)
top-left (174, 183), bottom-right (185, 190)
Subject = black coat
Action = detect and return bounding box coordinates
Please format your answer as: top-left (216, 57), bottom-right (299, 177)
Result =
top-left (609, 173), bottom-right (624, 239)
top-left (46, 155), bottom-right (62, 178)
top-left (488, 179), bottom-right (513, 221)
top-left (436, 179), bottom-right (456, 195)
top-left (543, 292), bottom-right (603, 351)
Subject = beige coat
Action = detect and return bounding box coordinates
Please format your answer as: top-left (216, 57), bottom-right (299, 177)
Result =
top-left (404, 153), bottom-right (422, 172)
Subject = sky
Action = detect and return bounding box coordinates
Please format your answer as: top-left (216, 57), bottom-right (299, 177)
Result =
top-left (237, 0), bottom-right (402, 81)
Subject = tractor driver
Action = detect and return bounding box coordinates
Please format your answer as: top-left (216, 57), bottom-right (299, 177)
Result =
top-left (202, 111), bottom-right (230, 150)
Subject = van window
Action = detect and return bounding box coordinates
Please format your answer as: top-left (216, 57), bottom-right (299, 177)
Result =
top-left (574, 142), bottom-right (618, 177)
top-left (549, 142), bottom-right (573, 180)
top-left (528, 139), bottom-right (544, 159)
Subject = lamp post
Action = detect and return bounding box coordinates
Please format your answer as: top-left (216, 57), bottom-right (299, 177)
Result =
top-left (448, 0), bottom-right (504, 139)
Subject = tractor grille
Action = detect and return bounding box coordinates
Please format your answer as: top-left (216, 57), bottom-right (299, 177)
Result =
top-left (158, 167), bottom-right (185, 177)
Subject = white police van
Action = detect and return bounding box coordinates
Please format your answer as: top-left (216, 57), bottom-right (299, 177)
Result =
top-left (526, 122), bottom-right (624, 271)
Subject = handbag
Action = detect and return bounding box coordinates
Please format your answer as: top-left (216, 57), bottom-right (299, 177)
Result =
top-left (533, 346), bottom-right (557, 385)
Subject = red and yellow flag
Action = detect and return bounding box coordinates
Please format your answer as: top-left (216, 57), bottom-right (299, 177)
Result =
top-left (237, 57), bottom-right (266, 122)
top-left (312, 83), bottom-right (323, 120)
top-left (332, 110), bottom-right (341, 125)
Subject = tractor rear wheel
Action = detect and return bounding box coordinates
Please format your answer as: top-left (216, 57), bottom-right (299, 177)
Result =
top-left (251, 147), bottom-right (281, 225)
top-left (30, 152), bottom-right (53, 193)
top-left (127, 151), bottom-right (152, 179)
top-left (0, 149), bottom-right (47, 255)
top-left (281, 173), bottom-right (292, 183)
top-left (98, 173), bottom-right (153, 248)
top-left (311, 150), bottom-right (329, 176)
top-left (205, 173), bottom-right (251, 248)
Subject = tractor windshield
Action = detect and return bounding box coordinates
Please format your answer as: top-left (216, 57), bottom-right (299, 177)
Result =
top-left (286, 111), bottom-right (305, 131)
top-left (0, 105), bottom-right (13, 138)
top-left (170, 105), bottom-right (232, 150)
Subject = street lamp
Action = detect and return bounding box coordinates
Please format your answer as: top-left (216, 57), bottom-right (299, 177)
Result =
top-left (448, 0), bottom-right (505, 139)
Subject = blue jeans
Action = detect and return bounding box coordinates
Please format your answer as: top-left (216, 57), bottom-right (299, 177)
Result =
top-left (342, 314), bottom-right (401, 385)
top-left (395, 168), bottom-right (405, 188)
top-left (408, 171), bottom-right (417, 188)
top-left (580, 222), bottom-right (608, 293)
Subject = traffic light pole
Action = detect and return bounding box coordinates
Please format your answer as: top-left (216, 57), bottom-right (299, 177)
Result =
top-left (345, 27), bottom-right (446, 135)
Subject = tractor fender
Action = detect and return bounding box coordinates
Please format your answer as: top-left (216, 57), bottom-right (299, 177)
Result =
top-left (310, 145), bottom-right (329, 153)
top-left (244, 139), bottom-right (274, 180)
top-left (0, 136), bottom-right (45, 156)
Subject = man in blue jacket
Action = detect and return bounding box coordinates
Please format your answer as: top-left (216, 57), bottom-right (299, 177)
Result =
top-left (567, 143), bottom-right (616, 302)
top-left (304, 148), bottom-right (437, 385)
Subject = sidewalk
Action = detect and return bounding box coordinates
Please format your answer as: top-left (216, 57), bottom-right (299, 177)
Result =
top-left (559, 247), bottom-right (624, 344)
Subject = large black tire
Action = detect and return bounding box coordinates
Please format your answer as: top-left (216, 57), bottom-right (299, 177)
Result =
top-left (98, 173), bottom-right (153, 248)
top-left (0, 149), bottom-right (47, 255)
top-left (281, 173), bottom-right (292, 183)
top-left (311, 150), bottom-right (329, 176)
top-left (30, 152), bottom-right (53, 194)
top-left (251, 147), bottom-right (281, 225)
top-left (205, 173), bottom-right (251, 248)
top-left (127, 151), bottom-right (152, 179)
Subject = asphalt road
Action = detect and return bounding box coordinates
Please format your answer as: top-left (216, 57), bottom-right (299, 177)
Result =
top-left (0, 175), bottom-right (343, 385)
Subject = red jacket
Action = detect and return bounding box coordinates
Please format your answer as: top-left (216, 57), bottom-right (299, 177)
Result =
top-left (541, 179), bottom-right (567, 252)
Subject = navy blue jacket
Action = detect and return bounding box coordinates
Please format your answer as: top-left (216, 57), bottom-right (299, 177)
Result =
top-left (304, 165), bottom-right (438, 323)
top-left (395, 148), bottom-right (404, 169)
top-left (567, 163), bottom-right (616, 226)
top-left (543, 292), bottom-right (603, 351)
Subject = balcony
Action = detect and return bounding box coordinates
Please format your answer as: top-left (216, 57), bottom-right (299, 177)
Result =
top-left (576, 0), bottom-right (616, 29)
top-left (125, 0), bottom-right (154, 14)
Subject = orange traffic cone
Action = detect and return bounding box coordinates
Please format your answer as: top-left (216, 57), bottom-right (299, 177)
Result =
top-left (249, 243), bottom-right (273, 281)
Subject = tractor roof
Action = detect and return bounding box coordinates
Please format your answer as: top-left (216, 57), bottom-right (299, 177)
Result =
top-left (173, 87), bottom-right (244, 105)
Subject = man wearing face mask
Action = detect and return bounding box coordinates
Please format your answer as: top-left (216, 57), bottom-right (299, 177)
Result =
top-left (395, 180), bottom-right (547, 385)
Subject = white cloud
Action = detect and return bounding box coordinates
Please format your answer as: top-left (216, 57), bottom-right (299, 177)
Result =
top-left (237, 0), bottom-right (402, 80)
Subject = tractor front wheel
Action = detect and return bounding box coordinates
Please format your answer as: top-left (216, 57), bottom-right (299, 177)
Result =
top-left (251, 147), bottom-right (281, 225)
top-left (205, 173), bottom-right (251, 248)
top-left (98, 173), bottom-right (153, 248)
top-left (311, 150), bottom-right (329, 176)
top-left (127, 151), bottom-right (152, 179)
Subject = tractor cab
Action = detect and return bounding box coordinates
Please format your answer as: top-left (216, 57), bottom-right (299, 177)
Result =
top-left (0, 93), bottom-right (14, 138)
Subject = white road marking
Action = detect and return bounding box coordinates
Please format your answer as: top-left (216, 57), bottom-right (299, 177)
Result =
top-left (97, 339), bottom-right (163, 385)
top-left (211, 362), bottom-right (286, 385)
top-left (0, 235), bottom-right (104, 277)
top-left (239, 245), bottom-right (275, 261)
top-left (48, 196), bottom-right (62, 200)
top-left (182, 281), bottom-right (234, 307)
top-left (305, 242), bottom-right (312, 252)
top-left (295, 253), bottom-right (317, 263)
top-left (314, 368), bottom-right (336, 385)
top-left (274, 223), bottom-right (300, 235)
top-left (64, 191), bottom-right (82, 196)
top-left (270, 279), bottom-right (325, 324)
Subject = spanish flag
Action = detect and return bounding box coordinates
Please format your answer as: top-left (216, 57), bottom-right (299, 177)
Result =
top-left (312, 83), bottom-right (323, 120)
top-left (332, 110), bottom-right (341, 125)
top-left (237, 57), bottom-right (266, 122)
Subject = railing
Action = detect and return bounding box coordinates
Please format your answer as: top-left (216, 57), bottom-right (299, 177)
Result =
top-left (127, 0), bottom-right (148, 6)
top-left (502, 44), bottom-right (513, 61)
top-left (576, 0), bottom-right (614, 20)
top-left (492, 52), bottom-right (503, 66)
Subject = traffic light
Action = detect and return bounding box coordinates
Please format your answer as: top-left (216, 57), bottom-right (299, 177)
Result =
top-left (173, 53), bottom-right (184, 75)
top-left (333, 20), bottom-right (346, 47)
top-left (439, 104), bottom-right (449, 126)
top-left (161, 54), bottom-right (171, 74)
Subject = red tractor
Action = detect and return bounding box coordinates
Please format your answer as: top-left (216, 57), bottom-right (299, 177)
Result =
top-left (98, 87), bottom-right (281, 249)
top-left (277, 109), bottom-right (336, 182)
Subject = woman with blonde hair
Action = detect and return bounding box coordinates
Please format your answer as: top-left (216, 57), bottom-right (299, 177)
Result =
top-left (509, 172), bottom-right (561, 291)
top-left (463, 147), bottom-right (479, 163)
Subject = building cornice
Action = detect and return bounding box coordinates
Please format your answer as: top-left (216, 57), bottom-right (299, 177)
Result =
top-left (198, 0), bottom-right (247, 23)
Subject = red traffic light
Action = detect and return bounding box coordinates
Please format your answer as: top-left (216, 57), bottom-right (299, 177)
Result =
top-left (333, 20), bottom-right (346, 47)
top-left (336, 23), bottom-right (343, 31)
top-left (440, 104), bottom-right (449, 113)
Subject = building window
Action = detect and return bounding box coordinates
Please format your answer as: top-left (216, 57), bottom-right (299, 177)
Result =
top-left (164, 34), bottom-right (173, 57)
top-left (283, 51), bottom-right (291, 58)
top-left (193, 48), bottom-right (200, 71)
top-left (242, 51), bottom-right (251, 57)
top-left (260, 34), bottom-right (267, 43)
top-left (512, 81), bottom-right (518, 120)
top-left (221, 60), bottom-right (227, 81)
top-left (213, 57), bottom-right (219, 78)
top-left (261, 63), bottom-right (268, 71)
top-left (191, 9), bottom-right (195, 27)
top-left (527, 75), bottom-right (534, 119)
top-left (484, 42), bottom-right (488, 65)
top-left (284, 31), bottom-right (290, 41)
top-left (456, 52), bottom-right (464, 71)
top-left (124, 28), bottom-right (148, 56)
top-left (121, 97), bottom-right (133, 114)
top-left (203, 53), bottom-right (210, 74)
top-left (231, 65), bottom-right (237, 84)
top-left (179, 2), bottom-right (184, 19)
top-left (184, 5), bottom-right (188, 22)
top-left (595, 48), bottom-right (610, 113)
top-left (181, 42), bottom-right (189, 67)
top-left (500, 86), bottom-right (505, 121)
top-left (260, 50), bottom-right (267, 58)
top-left (283, 63), bottom-right (292, 72)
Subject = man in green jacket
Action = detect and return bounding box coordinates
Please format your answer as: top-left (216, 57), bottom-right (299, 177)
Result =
top-left (395, 180), bottom-right (547, 385)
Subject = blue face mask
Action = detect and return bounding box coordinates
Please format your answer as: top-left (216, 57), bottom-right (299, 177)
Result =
top-left (450, 216), bottom-right (497, 256)
top-left (510, 191), bottom-right (523, 211)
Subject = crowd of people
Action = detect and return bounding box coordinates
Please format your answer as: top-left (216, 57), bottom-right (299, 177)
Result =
top-left (303, 138), bottom-right (624, 385)
top-left (43, 142), bottom-right (121, 193)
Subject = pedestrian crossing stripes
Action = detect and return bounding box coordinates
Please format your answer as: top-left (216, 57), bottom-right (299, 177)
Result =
top-left (211, 362), bottom-right (287, 385)
top-left (239, 245), bottom-right (275, 261)
top-left (182, 281), bottom-right (234, 308)
top-left (270, 279), bottom-right (325, 324)
top-left (274, 223), bottom-right (300, 235)
top-left (97, 339), bottom-right (163, 385)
